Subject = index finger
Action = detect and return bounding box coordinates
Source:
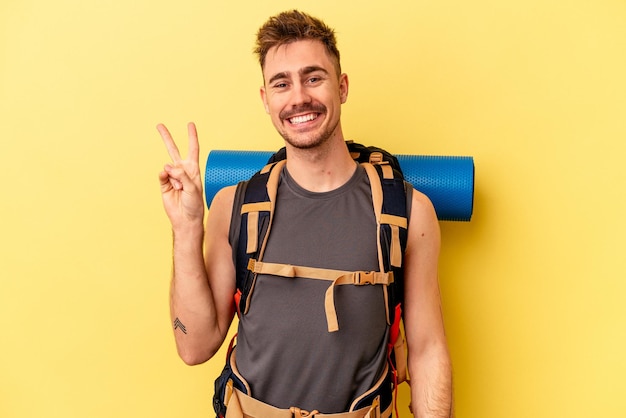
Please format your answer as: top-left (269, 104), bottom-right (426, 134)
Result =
top-left (187, 122), bottom-right (200, 164)
top-left (156, 123), bottom-right (182, 162)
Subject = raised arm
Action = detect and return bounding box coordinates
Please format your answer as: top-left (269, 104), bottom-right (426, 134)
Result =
top-left (158, 122), bottom-right (236, 365)
top-left (403, 189), bottom-right (453, 417)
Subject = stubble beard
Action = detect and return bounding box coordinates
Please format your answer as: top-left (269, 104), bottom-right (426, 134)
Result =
top-left (280, 122), bottom-right (338, 150)
top-left (278, 104), bottom-right (340, 151)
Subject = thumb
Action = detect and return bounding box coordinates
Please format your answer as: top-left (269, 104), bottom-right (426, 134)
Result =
top-left (163, 164), bottom-right (192, 191)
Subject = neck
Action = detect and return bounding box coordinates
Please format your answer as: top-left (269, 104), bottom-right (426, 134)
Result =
top-left (284, 134), bottom-right (356, 193)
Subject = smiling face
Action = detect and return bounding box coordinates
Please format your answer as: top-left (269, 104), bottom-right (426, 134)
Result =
top-left (260, 39), bottom-right (349, 150)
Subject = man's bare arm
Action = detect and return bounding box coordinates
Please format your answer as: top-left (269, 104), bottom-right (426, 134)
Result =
top-left (158, 123), bottom-right (236, 365)
top-left (403, 190), bottom-right (453, 417)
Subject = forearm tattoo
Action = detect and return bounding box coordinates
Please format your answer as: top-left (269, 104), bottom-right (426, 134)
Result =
top-left (173, 317), bottom-right (187, 334)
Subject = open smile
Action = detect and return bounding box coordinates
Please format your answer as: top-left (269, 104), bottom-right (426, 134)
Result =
top-left (280, 104), bottom-right (327, 127)
top-left (287, 113), bottom-right (320, 125)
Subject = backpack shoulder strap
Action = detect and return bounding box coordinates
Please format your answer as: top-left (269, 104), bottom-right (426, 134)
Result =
top-left (362, 161), bottom-right (410, 387)
top-left (361, 162), bottom-right (408, 318)
top-left (233, 160), bottom-right (285, 316)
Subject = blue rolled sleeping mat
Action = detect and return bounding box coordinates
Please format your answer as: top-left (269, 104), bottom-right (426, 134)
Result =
top-left (204, 150), bottom-right (474, 221)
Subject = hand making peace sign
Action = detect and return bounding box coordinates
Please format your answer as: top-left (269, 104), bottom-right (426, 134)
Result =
top-left (157, 122), bottom-right (205, 228)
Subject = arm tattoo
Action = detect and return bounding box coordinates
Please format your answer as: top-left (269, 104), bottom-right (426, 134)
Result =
top-left (173, 317), bottom-right (188, 334)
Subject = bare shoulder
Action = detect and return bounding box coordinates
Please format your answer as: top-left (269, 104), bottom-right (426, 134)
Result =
top-left (205, 185), bottom-right (238, 239)
top-left (408, 188), bottom-right (440, 242)
top-left (404, 189), bottom-right (441, 308)
top-left (208, 185), bottom-right (237, 218)
top-left (204, 185), bottom-right (238, 277)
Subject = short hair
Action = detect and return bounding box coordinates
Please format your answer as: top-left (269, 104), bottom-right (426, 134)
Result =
top-left (254, 10), bottom-right (341, 77)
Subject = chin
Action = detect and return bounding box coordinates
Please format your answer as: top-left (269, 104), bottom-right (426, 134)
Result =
top-left (281, 124), bottom-right (339, 151)
top-left (283, 134), bottom-right (329, 150)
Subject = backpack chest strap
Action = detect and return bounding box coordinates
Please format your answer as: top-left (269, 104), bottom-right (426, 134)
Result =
top-left (248, 259), bottom-right (394, 333)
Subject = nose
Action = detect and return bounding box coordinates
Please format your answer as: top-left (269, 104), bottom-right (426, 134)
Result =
top-left (289, 83), bottom-right (312, 107)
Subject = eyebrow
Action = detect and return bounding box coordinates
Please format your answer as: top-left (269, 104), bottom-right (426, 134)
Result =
top-left (267, 66), bottom-right (329, 85)
top-left (268, 71), bottom-right (289, 85)
top-left (300, 66), bottom-right (329, 77)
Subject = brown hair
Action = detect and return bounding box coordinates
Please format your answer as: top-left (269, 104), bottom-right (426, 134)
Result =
top-left (254, 10), bottom-right (341, 77)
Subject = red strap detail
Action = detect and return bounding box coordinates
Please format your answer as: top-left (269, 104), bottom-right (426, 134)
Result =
top-left (234, 289), bottom-right (242, 318)
top-left (389, 303), bottom-right (402, 346)
top-left (387, 338), bottom-right (400, 418)
top-left (387, 303), bottom-right (403, 418)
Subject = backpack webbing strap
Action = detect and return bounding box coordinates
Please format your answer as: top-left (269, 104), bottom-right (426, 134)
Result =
top-left (361, 163), bottom-right (385, 274)
top-left (361, 162), bottom-right (409, 392)
top-left (380, 214), bottom-right (407, 268)
top-left (240, 202), bottom-right (271, 254)
top-left (362, 162), bottom-right (405, 327)
top-left (362, 163), bottom-right (407, 270)
top-left (257, 160), bottom-right (284, 260)
top-left (248, 259), bottom-right (393, 332)
top-left (237, 160), bottom-right (286, 316)
top-left (226, 388), bottom-right (389, 418)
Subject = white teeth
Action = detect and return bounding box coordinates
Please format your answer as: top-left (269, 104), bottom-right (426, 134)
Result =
top-left (289, 113), bottom-right (317, 124)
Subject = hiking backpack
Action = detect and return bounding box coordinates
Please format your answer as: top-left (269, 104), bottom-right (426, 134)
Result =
top-left (215, 141), bottom-right (411, 416)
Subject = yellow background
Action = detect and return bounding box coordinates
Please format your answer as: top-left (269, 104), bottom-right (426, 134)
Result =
top-left (2, 0), bottom-right (625, 417)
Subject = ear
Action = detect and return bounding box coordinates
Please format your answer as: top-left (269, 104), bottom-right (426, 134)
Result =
top-left (339, 73), bottom-right (349, 104)
top-left (260, 86), bottom-right (270, 113)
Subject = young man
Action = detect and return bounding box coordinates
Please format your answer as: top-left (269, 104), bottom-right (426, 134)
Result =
top-left (158, 10), bottom-right (452, 417)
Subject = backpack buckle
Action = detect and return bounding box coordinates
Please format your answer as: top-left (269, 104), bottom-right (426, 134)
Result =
top-left (368, 152), bottom-right (383, 165)
top-left (356, 271), bottom-right (375, 285)
top-left (247, 258), bottom-right (257, 272)
top-left (290, 407), bottom-right (319, 418)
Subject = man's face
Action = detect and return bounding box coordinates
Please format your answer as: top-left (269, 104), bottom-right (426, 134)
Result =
top-left (260, 39), bottom-right (348, 150)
